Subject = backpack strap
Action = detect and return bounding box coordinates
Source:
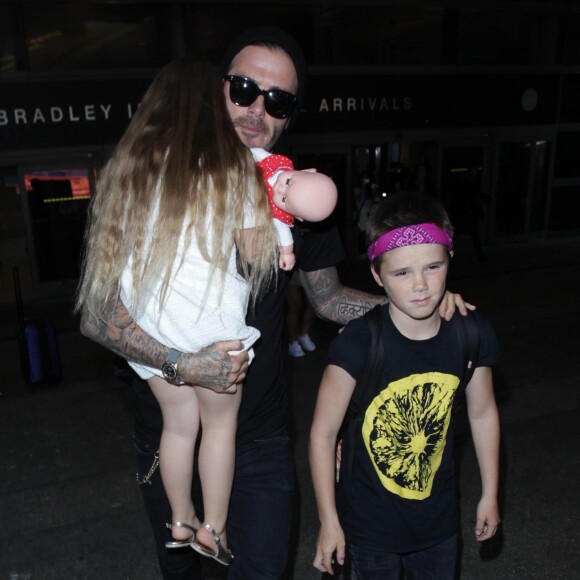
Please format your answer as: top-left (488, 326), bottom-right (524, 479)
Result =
top-left (342, 304), bottom-right (385, 489)
top-left (451, 313), bottom-right (480, 410)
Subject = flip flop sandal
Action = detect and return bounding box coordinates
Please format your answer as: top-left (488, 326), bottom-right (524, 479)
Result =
top-left (165, 521), bottom-right (197, 549)
top-left (189, 523), bottom-right (233, 566)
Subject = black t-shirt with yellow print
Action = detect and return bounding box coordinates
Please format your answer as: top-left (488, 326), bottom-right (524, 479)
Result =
top-left (327, 306), bottom-right (500, 553)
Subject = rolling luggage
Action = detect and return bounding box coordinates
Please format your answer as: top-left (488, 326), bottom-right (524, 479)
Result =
top-left (13, 267), bottom-right (62, 384)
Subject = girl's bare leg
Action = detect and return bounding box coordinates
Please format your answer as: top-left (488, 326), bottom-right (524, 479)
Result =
top-left (194, 384), bottom-right (242, 552)
top-left (148, 375), bottom-right (201, 541)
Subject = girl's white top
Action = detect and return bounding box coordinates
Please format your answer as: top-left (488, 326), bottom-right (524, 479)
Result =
top-left (120, 187), bottom-right (259, 380)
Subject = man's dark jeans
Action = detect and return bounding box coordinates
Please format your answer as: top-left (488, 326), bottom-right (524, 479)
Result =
top-left (135, 429), bottom-right (295, 580)
top-left (350, 533), bottom-right (458, 580)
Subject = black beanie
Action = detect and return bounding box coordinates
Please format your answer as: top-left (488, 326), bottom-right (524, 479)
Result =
top-left (219, 26), bottom-right (306, 108)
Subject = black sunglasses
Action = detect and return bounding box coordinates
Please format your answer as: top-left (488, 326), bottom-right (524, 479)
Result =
top-left (224, 75), bottom-right (297, 120)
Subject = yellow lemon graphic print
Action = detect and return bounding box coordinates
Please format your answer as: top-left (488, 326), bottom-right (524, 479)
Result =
top-left (362, 372), bottom-right (459, 500)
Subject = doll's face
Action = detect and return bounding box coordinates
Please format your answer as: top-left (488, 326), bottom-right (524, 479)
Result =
top-left (272, 170), bottom-right (304, 217)
top-left (272, 170), bottom-right (337, 222)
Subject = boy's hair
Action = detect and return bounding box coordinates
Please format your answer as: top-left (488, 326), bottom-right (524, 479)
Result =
top-left (366, 192), bottom-right (454, 263)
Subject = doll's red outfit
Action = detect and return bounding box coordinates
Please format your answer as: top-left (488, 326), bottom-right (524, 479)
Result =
top-left (254, 150), bottom-right (295, 226)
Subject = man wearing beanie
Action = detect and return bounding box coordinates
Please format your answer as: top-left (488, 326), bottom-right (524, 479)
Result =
top-left (81, 27), bottom-right (465, 579)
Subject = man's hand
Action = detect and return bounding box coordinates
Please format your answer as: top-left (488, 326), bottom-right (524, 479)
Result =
top-left (80, 298), bottom-right (249, 394)
top-left (439, 290), bottom-right (476, 321)
top-left (180, 340), bottom-right (249, 393)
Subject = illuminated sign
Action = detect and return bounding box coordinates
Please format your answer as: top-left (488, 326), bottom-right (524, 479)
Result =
top-left (24, 169), bottom-right (91, 202)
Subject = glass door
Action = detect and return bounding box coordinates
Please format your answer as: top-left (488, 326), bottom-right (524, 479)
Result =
top-left (495, 140), bottom-right (551, 238)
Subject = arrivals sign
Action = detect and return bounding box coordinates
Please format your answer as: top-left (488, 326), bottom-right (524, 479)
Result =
top-left (0, 72), bottom-right (570, 152)
top-left (295, 73), bottom-right (560, 133)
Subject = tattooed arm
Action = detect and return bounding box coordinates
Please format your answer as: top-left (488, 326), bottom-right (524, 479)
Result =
top-left (300, 266), bottom-right (472, 325)
top-left (79, 296), bottom-right (248, 392)
top-left (300, 267), bottom-right (386, 325)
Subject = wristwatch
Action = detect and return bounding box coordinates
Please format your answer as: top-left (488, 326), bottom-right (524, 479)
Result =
top-left (161, 348), bottom-right (186, 385)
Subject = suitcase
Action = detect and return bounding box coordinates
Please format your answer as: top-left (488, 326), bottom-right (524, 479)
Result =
top-left (13, 267), bottom-right (62, 384)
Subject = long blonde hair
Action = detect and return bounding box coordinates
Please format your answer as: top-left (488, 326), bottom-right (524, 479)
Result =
top-left (76, 58), bottom-right (277, 321)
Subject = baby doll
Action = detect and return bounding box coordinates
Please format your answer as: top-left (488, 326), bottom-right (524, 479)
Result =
top-left (253, 148), bottom-right (338, 270)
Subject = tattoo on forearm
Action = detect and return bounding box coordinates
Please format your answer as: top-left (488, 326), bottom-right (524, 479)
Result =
top-left (302, 267), bottom-right (386, 325)
top-left (81, 296), bottom-right (239, 392)
top-left (80, 295), bottom-right (168, 368)
top-left (337, 296), bottom-right (373, 321)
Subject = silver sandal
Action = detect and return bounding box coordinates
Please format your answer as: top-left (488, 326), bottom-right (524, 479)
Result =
top-left (165, 521), bottom-right (197, 549)
top-left (189, 523), bottom-right (233, 566)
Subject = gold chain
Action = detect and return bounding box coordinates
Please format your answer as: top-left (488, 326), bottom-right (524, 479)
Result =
top-left (136, 450), bottom-right (160, 485)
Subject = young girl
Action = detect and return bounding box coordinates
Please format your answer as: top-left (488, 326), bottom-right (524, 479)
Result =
top-left (76, 59), bottom-right (278, 565)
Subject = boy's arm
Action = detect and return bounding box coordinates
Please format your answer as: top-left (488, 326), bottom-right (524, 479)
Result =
top-left (465, 366), bottom-right (501, 541)
top-left (301, 266), bottom-right (473, 325)
top-left (309, 364), bottom-right (356, 575)
top-left (79, 296), bottom-right (248, 392)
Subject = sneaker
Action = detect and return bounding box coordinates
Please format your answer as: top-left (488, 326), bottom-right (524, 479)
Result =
top-left (288, 340), bottom-right (306, 358)
top-left (298, 333), bottom-right (316, 352)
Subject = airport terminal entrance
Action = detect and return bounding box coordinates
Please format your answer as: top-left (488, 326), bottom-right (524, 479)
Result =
top-left (19, 165), bottom-right (94, 286)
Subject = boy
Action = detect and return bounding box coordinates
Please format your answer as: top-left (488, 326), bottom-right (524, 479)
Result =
top-left (309, 193), bottom-right (501, 579)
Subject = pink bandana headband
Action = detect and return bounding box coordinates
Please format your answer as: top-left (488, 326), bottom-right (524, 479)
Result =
top-left (367, 223), bottom-right (453, 262)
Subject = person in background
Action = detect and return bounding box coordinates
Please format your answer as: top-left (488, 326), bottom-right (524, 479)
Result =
top-left (450, 167), bottom-right (488, 263)
top-left (353, 170), bottom-right (375, 256)
top-left (287, 271), bottom-right (318, 357)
